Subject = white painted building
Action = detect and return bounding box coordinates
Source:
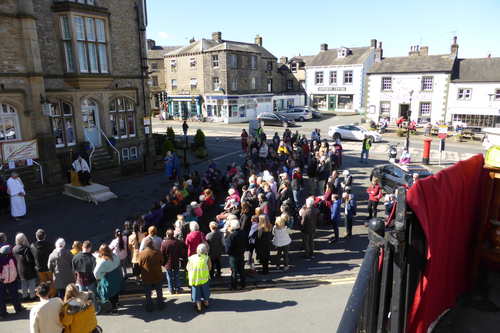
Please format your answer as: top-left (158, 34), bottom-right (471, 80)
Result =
top-left (366, 42), bottom-right (458, 125)
top-left (447, 58), bottom-right (500, 129)
top-left (272, 94), bottom-right (306, 111)
top-left (204, 94), bottom-right (273, 124)
top-left (305, 40), bottom-right (379, 113)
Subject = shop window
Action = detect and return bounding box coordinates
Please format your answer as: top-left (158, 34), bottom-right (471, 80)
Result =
top-left (230, 105), bottom-right (238, 117)
top-left (50, 101), bottom-right (76, 147)
top-left (239, 105), bottom-right (246, 118)
top-left (337, 95), bottom-right (353, 109)
top-left (452, 114), bottom-right (499, 128)
top-left (172, 102), bottom-right (180, 118)
top-left (206, 105), bottom-right (213, 117)
top-left (110, 97), bottom-right (136, 139)
top-left (0, 103), bottom-right (21, 142)
top-left (190, 102), bottom-right (197, 117)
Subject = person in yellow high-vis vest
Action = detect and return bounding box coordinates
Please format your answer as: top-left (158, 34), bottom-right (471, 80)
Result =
top-left (187, 243), bottom-right (212, 313)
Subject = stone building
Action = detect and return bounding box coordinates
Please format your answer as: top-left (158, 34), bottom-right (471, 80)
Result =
top-left (146, 39), bottom-right (180, 116)
top-left (164, 32), bottom-right (286, 123)
top-left (0, 0), bottom-right (151, 189)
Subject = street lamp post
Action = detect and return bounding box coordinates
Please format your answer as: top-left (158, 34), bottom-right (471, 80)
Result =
top-left (406, 90), bottom-right (414, 151)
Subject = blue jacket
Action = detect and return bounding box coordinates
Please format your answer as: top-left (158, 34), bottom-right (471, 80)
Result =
top-left (346, 199), bottom-right (357, 218)
top-left (330, 199), bottom-right (342, 221)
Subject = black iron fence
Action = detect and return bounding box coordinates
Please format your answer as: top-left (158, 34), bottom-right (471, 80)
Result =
top-left (337, 188), bottom-right (427, 333)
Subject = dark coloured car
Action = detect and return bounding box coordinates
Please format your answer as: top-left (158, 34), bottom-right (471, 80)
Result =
top-left (370, 163), bottom-right (432, 193)
top-left (257, 112), bottom-right (295, 127)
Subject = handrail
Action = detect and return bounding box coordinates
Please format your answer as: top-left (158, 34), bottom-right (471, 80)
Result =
top-left (31, 160), bottom-right (44, 185)
top-left (99, 128), bottom-right (121, 165)
top-left (84, 132), bottom-right (96, 171)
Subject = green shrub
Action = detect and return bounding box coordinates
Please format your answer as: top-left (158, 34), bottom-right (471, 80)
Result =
top-left (162, 139), bottom-right (175, 156)
top-left (166, 126), bottom-right (176, 143)
top-left (194, 147), bottom-right (208, 159)
top-left (193, 129), bottom-right (206, 148)
top-left (396, 128), bottom-right (407, 137)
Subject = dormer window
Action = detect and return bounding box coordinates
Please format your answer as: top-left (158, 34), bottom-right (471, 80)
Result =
top-left (338, 48), bottom-right (350, 58)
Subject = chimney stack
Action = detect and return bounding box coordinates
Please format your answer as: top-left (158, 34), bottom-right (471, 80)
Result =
top-left (450, 36), bottom-right (459, 56)
top-left (147, 39), bottom-right (156, 50)
top-left (212, 32), bottom-right (222, 43)
top-left (320, 43), bottom-right (328, 51)
top-left (280, 56), bottom-right (288, 64)
top-left (375, 41), bottom-right (383, 62)
top-left (255, 35), bottom-right (263, 46)
top-left (488, 54), bottom-right (492, 58)
top-left (370, 39), bottom-right (377, 48)
top-left (419, 46), bottom-right (429, 56)
top-left (189, 37), bottom-right (195, 44)
top-left (409, 45), bottom-right (420, 56)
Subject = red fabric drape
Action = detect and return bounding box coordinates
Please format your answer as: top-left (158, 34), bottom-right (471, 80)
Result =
top-left (406, 154), bottom-right (487, 333)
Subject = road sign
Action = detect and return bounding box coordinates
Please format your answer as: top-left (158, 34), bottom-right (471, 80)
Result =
top-left (438, 125), bottom-right (448, 139)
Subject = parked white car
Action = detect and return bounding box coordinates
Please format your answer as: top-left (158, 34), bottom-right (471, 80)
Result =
top-left (328, 124), bottom-right (382, 142)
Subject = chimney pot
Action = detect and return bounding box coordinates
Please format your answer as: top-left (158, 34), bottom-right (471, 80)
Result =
top-left (212, 32), bottom-right (222, 42)
top-left (255, 35), bottom-right (263, 46)
top-left (320, 43), bottom-right (328, 51)
top-left (450, 36), bottom-right (459, 56)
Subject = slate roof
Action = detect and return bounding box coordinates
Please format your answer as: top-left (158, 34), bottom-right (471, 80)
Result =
top-left (165, 39), bottom-right (276, 59)
top-left (368, 54), bottom-right (455, 74)
top-left (452, 58), bottom-right (500, 82)
top-left (308, 47), bottom-right (372, 67)
top-left (147, 46), bottom-right (182, 59)
top-left (289, 55), bottom-right (314, 65)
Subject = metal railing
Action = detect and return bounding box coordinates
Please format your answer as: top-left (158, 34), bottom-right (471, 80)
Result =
top-left (99, 128), bottom-right (121, 166)
top-left (84, 132), bottom-right (96, 171)
top-left (337, 188), bottom-right (427, 333)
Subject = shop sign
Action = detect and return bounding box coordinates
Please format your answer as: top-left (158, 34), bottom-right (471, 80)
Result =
top-left (318, 86), bottom-right (347, 92)
top-left (438, 125), bottom-right (448, 139)
top-left (2, 139), bottom-right (39, 162)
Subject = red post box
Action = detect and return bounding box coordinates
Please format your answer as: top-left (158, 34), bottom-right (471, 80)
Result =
top-left (423, 138), bottom-right (432, 165)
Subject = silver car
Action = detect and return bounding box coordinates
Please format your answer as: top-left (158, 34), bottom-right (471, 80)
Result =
top-left (277, 107), bottom-right (313, 121)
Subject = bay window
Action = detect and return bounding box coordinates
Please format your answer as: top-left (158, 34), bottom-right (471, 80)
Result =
top-left (59, 14), bottom-right (109, 74)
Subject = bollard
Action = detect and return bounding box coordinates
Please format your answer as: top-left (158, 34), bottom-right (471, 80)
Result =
top-left (423, 138), bottom-right (432, 165)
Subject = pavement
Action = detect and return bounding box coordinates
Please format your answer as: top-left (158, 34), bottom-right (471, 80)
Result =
top-left (2, 281), bottom-right (354, 333)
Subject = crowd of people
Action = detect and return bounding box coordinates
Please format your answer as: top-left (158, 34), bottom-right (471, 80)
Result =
top-left (0, 124), bottom-right (406, 332)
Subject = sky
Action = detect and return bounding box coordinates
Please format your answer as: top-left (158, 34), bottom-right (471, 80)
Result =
top-left (146, 0), bottom-right (500, 59)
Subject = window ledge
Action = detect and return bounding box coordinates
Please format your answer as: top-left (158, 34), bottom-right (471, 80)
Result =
top-left (64, 74), bottom-right (113, 89)
top-left (51, 1), bottom-right (110, 16)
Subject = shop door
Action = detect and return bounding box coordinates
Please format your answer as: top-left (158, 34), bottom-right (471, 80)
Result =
top-left (328, 95), bottom-right (337, 111)
top-left (81, 101), bottom-right (101, 147)
top-left (399, 104), bottom-right (410, 119)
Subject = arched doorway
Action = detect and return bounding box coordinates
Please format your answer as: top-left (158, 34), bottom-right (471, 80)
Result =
top-left (81, 98), bottom-right (101, 147)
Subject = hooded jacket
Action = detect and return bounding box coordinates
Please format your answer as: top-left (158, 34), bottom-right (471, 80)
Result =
top-left (31, 240), bottom-right (53, 273)
top-left (60, 293), bottom-right (97, 333)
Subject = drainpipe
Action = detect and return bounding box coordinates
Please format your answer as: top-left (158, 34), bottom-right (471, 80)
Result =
top-left (134, 2), bottom-right (151, 171)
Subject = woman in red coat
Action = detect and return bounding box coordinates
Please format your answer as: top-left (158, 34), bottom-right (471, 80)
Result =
top-left (366, 179), bottom-right (383, 219)
top-left (185, 222), bottom-right (206, 257)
